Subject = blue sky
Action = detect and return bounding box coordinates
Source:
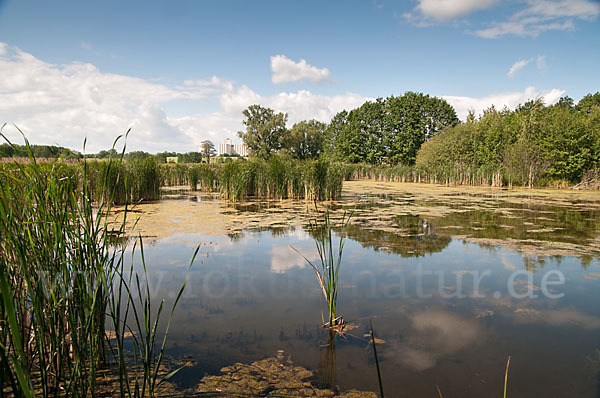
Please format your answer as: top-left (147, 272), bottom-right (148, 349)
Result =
top-left (0, 0), bottom-right (598, 152)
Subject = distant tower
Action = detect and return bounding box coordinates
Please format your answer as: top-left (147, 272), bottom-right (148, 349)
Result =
top-left (217, 138), bottom-right (233, 155)
top-left (233, 143), bottom-right (248, 157)
top-left (216, 138), bottom-right (249, 156)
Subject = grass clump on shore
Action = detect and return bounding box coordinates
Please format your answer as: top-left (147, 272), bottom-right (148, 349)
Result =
top-left (161, 163), bottom-right (189, 187)
top-left (186, 164), bottom-right (217, 191)
top-left (160, 157), bottom-right (343, 200)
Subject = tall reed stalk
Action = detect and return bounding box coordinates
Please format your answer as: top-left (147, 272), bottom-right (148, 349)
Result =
top-left (504, 355), bottom-right (511, 398)
top-left (369, 319), bottom-right (384, 398)
top-left (292, 208), bottom-right (351, 327)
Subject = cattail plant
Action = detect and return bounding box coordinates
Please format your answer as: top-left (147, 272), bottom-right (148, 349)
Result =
top-left (292, 208), bottom-right (351, 328)
top-left (0, 128), bottom-right (194, 397)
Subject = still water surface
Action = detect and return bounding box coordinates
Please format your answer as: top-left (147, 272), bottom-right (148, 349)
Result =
top-left (126, 182), bottom-right (600, 396)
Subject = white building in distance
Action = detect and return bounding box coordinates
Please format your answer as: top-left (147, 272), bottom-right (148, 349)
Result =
top-left (218, 138), bottom-right (248, 157)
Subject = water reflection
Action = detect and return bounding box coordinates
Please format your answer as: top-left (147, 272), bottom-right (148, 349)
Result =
top-left (318, 330), bottom-right (337, 390)
top-left (131, 227), bottom-right (600, 396)
top-left (117, 183), bottom-right (600, 396)
top-left (343, 216), bottom-right (452, 257)
top-left (125, 183), bottom-right (600, 264)
top-left (271, 245), bottom-right (316, 274)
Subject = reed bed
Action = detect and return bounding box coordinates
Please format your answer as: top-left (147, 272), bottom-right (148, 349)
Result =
top-left (185, 164), bottom-right (218, 191)
top-left (343, 162), bottom-right (586, 188)
top-left (0, 135), bottom-right (194, 397)
top-left (3, 156), bottom-right (344, 204)
top-left (86, 157), bottom-right (162, 204)
top-left (1, 158), bottom-right (163, 205)
top-left (161, 158), bottom-right (344, 200)
top-left (160, 163), bottom-right (189, 187)
top-left (342, 163), bottom-right (508, 187)
top-left (218, 158), bottom-right (344, 201)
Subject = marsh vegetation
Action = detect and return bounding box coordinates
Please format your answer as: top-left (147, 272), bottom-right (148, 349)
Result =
top-left (0, 138), bottom-right (195, 397)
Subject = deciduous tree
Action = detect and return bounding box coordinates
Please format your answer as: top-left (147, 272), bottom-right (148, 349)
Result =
top-left (238, 105), bottom-right (288, 159)
top-left (325, 93), bottom-right (458, 165)
top-left (283, 119), bottom-right (327, 160)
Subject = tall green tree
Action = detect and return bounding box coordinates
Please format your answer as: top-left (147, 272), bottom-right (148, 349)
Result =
top-left (96, 149), bottom-right (118, 159)
top-left (324, 110), bottom-right (369, 163)
top-left (325, 92), bottom-right (458, 165)
top-left (0, 143), bottom-right (15, 158)
top-left (556, 96), bottom-right (574, 109)
top-left (576, 92), bottom-right (600, 114)
top-left (125, 151), bottom-right (150, 161)
top-left (416, 94), bottom-right (600, 186)
top-left (238, 105), bottom-right (288, 159)
top-left (153, 151), bottom-right (177, 163)
top-left (282, 119), bottom-right (327, 160)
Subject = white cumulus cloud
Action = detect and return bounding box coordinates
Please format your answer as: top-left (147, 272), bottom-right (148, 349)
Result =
top-left (0, 43), bottom-right (210, 152)
top-left (170, 84), bottom-right (368, 143)
top-left (270, 55), bottom-right (330, 85)
top-left (507, 58), bottom-right (532, 78)
top-left (474, 0), bottom-right (599, 38)
top-left (442, 86), bottom-right (565, 120)
top-left (0, 43), bottom-right (366, 152)
top-left (407, 0), bottom-right (498, 22)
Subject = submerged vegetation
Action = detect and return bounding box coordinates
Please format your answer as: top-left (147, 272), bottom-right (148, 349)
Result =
top-left (0, 135), bottom-right (194, 396)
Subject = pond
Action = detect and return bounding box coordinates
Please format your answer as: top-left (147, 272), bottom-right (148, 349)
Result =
top-left (117, 181), bottom-right (600, 396)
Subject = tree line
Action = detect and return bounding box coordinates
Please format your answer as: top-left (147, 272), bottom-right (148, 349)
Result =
top-left (3, 91), bottom-right (598, 186)
top-left (81, 139), bottom-right (218, 163)
top-left (237, 92), bottom-right (457, 164)
top-left (237, 92), bottom-right (599, 186)
top-left (0, 143), bottom-right (83, 159)
top-left (416, 93), bottom-right (600, 186)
